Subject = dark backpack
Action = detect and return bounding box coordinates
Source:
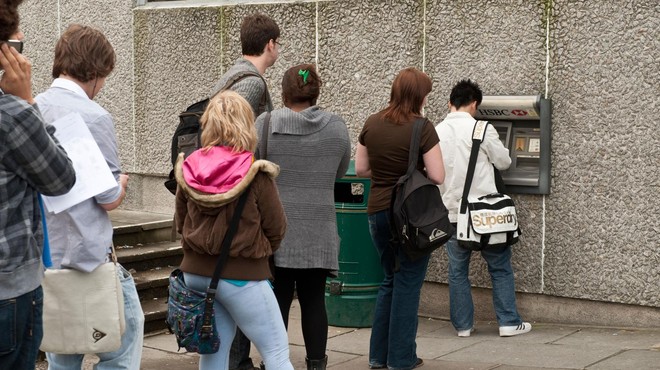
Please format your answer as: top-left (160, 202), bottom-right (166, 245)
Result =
top-left (164, 70), bottom-right (267, 194)
top-left (390, 118), bottom-right (454, 261)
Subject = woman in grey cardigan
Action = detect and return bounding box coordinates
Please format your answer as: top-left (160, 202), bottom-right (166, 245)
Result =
top-left (255, 64), bottom-right (350, 370)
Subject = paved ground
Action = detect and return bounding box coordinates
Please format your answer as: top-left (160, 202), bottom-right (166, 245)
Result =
top-left (38, 299), bottom-right (660, 369)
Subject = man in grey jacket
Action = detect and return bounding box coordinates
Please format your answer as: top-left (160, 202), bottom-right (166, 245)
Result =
top-left (211, 13), bottom-right (280, 370)
top-left (209, 13), bottom-right (279, 116)
top-left (0, 3), bottom-right (76, 367)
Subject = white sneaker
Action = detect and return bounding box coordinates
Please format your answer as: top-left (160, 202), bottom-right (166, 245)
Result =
top-left (457, 327), bottom-right (475, 337)
top-left (499, 322), bottom-right (532, 337)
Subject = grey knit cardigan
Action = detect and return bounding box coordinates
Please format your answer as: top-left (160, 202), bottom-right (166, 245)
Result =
top-left (255, 106), bottom-right (351, 272)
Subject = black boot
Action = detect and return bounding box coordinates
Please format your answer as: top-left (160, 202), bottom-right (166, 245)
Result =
top-left (306, 355), bottom-right (328, 370)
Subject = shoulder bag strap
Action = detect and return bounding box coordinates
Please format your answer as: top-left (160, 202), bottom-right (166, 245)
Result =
top-left (200, 188), bottom-right (250, 336)
top-left (459, 120), bottom-right (489, 214)
top-left (219, 71), bottom-right (272, 113)
top-left (219, 70), bottom-right (262, 92)
top-left (38, 195), bottom-right (53, 268)
top-left (257, 112), bottom-right (271, 160)
top-left (403, 118), bottom-right (426, 180)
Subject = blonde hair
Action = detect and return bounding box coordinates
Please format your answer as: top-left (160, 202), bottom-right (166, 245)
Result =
top-left (200, 90), bottom-right (257, 153)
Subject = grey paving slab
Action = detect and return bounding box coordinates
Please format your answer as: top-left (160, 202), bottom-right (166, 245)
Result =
top-left (553, 327), bottom-right (660, 350)
top-left (325, 328), bottom-right (372, 356)
top-left (141, 347), bottom-right (199, 369)
top-left (416, 335), bottom-right (485, 361)
top-left (493, 366), bottom-right (571, 370)
top-left (417, 316), bottom-right (452, 335)
top-left (329, 356), bottom-right (497, 370)
top-left (440, 341), bottom-right (619, 369)
top-left (586, 349), bottom-right (660, 370)
top-left (143, 332), bottom-right (186, 354)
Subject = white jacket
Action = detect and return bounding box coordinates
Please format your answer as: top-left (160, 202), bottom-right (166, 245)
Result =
top-left (436, 112), bottom-right (511, 222)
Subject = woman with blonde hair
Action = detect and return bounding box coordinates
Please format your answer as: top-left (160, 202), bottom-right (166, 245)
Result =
top-left (174, 90), bottom-right (293, 370)
top-left (356, 67), bottom-right (445, 370)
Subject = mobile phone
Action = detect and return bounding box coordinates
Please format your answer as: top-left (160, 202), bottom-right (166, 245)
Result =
top-left (6, 40), bottom-right (23, 53)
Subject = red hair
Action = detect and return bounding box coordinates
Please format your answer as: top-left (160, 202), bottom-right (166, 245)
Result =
top-left (382, 67), bottom-right (432, 124)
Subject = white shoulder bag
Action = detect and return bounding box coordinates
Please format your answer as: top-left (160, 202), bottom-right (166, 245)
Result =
top-left (456, 120), bottom-right (521, 251)
top-left (40, 244), bottom-right (126, 354)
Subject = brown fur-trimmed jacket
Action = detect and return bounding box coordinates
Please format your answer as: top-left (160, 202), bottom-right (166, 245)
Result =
top-left (174, 152), bottom-right (286, 280)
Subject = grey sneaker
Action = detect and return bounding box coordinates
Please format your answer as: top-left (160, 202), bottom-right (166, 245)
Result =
top-left (499, 322), bottom-right (532, 337)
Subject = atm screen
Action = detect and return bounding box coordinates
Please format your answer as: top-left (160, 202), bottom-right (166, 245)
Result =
top-left (491, 122), bottom-right (512, 148)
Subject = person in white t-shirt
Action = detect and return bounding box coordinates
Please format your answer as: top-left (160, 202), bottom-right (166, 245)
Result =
top-left (435, 79), bottom-right (531, 338)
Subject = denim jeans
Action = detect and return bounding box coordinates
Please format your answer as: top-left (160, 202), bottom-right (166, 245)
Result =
top-left (0, 286), bottom-right (43, 370)
top-left (47, 265), bottom-right (145, 370)
top-left (228, 329), bottom-right (255, 370)
top-left (445, 232), bottom-right (522, 330)
top-left (183, 273), bottom-right (293, 370)
top-left (367, 211), bottom-right (429, 370)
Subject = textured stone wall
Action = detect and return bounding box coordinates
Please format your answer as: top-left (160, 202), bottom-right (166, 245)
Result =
top-left (545, 0), bottom-right (659, 307)
top-left (16, 0), bottom-right (659, 308)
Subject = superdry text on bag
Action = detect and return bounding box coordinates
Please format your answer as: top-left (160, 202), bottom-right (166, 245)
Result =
top-left (456, 120), bottom-right (521, 251)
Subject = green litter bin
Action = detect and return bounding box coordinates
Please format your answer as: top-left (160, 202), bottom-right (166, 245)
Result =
top-left (325, 161), bottom-right (384, 328)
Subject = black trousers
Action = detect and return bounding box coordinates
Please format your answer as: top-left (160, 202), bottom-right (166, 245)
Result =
top-left (273, 267), bottom-right (329, 360)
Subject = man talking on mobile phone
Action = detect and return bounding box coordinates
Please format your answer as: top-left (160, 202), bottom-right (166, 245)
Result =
top-left (0, 1), bottom-right (77, 368)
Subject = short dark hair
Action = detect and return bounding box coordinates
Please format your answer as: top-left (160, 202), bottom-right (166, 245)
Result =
top-left (0, 0), bottom-right (23, 41)
top-left (449, 79), bottom-right (483, 109)
top-left (383, 67), bottom-right (432, 125)
top-left (52, 24), bottom-right (115, 83)
top-left (282, 63), bottom-right (321, 106)
top-left (240, 13), bottom-right (280, 56)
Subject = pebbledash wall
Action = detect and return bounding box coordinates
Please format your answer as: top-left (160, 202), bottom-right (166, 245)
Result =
top-left (20, 0), bottom-right (658, 326)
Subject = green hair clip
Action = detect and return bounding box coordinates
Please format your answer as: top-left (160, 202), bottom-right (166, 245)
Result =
top-left (298, 69), bottom-right (310, 84)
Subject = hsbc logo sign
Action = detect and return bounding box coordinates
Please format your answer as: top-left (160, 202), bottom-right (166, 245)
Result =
top-left (477, 108), bottom-right (529, 117)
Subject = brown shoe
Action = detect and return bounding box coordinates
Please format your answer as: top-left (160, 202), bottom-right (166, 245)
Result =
top-left (414, 358), bottom-right (424, 368)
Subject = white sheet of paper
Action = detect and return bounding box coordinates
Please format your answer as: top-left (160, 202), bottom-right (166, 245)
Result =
top-left (41, 113), bottom-right (118, 214)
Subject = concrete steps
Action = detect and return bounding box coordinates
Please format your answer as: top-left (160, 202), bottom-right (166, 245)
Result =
top-left (110, 210), bottom-right (181, 334)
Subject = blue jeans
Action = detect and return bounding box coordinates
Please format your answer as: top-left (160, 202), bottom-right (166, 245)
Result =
top-left (368, 211), bottom-right (429, 370)
top-left (0, 286), bottom-right (43, 370)
top-left (47, 265), bottom-right (145, 370)
top-left (183, 273), bottom-right (293, 370)
top-left (445, 232), bottom-right (522, 330)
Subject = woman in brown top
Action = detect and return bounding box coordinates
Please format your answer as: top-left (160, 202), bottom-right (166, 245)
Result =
top-left (174, 91), bottom-right (293, 370)
top-left (355, 67), bottom-right (445, 370)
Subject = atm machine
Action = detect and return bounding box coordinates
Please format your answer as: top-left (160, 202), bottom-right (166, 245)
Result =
top-left (474, 95), bottom-right (551, 195)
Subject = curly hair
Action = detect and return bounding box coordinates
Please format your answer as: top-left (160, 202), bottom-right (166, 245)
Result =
top-left (0, 0), bottom-right (24, 41)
